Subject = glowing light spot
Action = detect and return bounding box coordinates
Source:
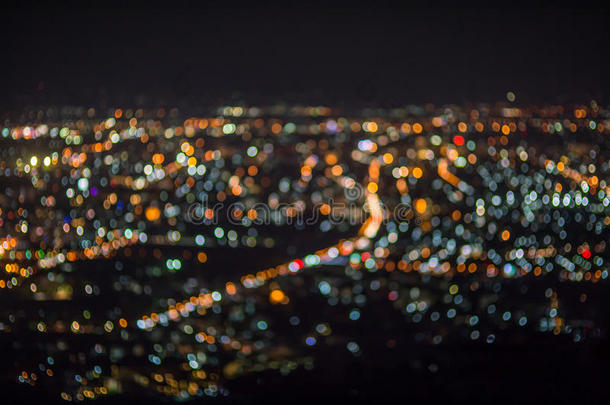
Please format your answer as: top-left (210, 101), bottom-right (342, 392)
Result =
top-left (145, 207), bottom-right (161, 221)
top-left (269, 289), bottom-right (287, 304)
top-left (414, 198), bottom-right (427, 214)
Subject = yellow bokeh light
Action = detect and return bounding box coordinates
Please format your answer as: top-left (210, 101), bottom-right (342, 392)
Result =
top-left (414, 198), bottom-right (427, 214)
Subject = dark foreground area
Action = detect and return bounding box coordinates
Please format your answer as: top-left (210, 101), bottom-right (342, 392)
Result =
top-left (4, 341), bottom-right (609, 404)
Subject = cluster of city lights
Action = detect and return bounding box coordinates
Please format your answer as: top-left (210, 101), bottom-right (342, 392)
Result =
top-left (1, 101), bottom-right (609, 401)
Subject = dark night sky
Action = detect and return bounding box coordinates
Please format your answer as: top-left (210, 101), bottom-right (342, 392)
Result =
top-left (1, 1), bottom-right (609, 108)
